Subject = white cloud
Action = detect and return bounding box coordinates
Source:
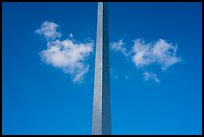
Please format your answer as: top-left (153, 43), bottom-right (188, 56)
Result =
top-left (132, 39), bottom-right (181, 70)
top-left (132, 39), bottom-right (154, 67)
top-left (110, 38), bottom-right (181, 83)
top-left (69, 33), bottom-right (73, 38)
top-left (36, 21), bottom-right (94, 83)
top-left (143, 71), bottom-right (160, 83)
top-left (152, 39), bottom-right (181, 70)
top-left (35, 21), bottom-right (62, 41)
top-left (110, 39), bottom-right (130, 57)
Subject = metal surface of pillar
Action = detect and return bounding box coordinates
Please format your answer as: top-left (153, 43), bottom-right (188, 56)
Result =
top-left (92, 2), bottom-right (111, 135)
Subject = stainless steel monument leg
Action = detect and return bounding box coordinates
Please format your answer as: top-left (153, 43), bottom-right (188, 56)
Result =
top-left (92, 2), bottom-right (111, 135)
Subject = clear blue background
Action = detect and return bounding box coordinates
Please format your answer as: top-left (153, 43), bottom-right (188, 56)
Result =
top-left (2, 2), bottom-right (202, 135)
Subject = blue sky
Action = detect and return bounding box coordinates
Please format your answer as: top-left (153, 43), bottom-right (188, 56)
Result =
top-left (2, 2), bottom-right (202, 135)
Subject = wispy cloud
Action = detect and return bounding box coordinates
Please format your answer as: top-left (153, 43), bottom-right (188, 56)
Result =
top-left (35, 21), bottom-right (62, 41)
top-left (132, 39), bottom-right (181, 70)
top-left (143, 71), bottom-right (160, 83)
top-left (110, 39), bottom-right (130, 57)
top-left (69, 33), bottom-right (73, 38)
top-left (110, 38), bottom-right (181, 83)
top-left (36, 21), bottom-right (94, 83)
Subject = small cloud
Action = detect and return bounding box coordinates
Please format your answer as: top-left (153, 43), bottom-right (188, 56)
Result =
top-left (132, 39), bottom-right (154, 67)
top-left (132, 39), bottom-right (181, 70)
top-left (39, 39), bottom-right (94, 83)
top-left (125, 74), bottom-right (129, 79)
top-left (143, 71), bottom-right (160, 83)
top-left (36, 21), bottom-right (94, 83)
top-left (69, 33), bottom-right (73, 38)
top-left (72, 65), bottom-right (89, 83)
top-left (110, 38), bottom-right (181, 83)
top-left (110, 39), bottom-right (130, 57)
top-left (35, 21), bottom-right (62, 41)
